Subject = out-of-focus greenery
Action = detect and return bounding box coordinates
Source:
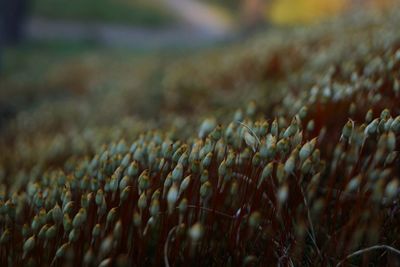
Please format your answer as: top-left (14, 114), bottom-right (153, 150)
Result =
top-left (200, 0), bottom-right (242, 13)
top-left (32, 0), bottom-right (176, 26)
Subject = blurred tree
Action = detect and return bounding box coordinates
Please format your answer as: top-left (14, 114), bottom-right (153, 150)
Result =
top-left (0, 0), bottom-right (30, 45)
top-left (0, 0), bottom-right (4, 73)
top-left (0, 0), bottom-right (30, 74)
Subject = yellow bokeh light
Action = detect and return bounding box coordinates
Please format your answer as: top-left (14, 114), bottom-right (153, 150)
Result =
top-left (267, 0), bottom-right (349, 25)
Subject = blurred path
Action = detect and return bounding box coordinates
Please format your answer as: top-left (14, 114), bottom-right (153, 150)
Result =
top-left (26, 0), bottom-right (234, 48)
top-left (161, 0), bottom-right (233, 36)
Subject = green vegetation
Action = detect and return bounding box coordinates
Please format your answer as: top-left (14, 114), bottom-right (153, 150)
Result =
top-left (200, 0), bottom-right (242, 13)
top-left (1, 7), bottom-right (400, 267)
top-left (32, 0), bottom-right (176, 26)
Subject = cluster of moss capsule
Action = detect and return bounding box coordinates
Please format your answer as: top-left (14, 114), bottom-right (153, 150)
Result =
top-left (0, 103), bottom-right (399, 266)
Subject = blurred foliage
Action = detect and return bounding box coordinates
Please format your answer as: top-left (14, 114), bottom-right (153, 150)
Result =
top-left (200, 0), bottom-right (243, 13)
top-left (32, 0), bottom-right (176, 26)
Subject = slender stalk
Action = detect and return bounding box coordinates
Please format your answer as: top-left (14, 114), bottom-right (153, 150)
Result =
top-left (336, 245), bottom-right (400, 267)
top-left (298, 177), bottom-right (322, 261)
top-left (164, 226), bottom-right (177, 267)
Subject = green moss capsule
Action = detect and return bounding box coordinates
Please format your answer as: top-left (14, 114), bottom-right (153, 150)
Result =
top-left (248, 211), bottom-right (262, 229)
top-left (23, 236), bottom-right (36, 257)
top-left (172, 163), bottom-right (183, 182)
top-left (167, 185), bottom-right (178, 214)
top-left (189, 222), bottom-right (204, 242)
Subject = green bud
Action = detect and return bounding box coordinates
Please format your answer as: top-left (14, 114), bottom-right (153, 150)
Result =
top-left (201, 152), bottom-right (213, 169)
top-left (301, 158), bottom-right (313, 174)
top-left (84, 249), bottom-right (95, 266)
top-left (178, 152), bottom-right (189, 168)
top-left (167, 185), bottom-right (178, 214)
top-left (99, 258), bottom-right (112, 267)
top-left (151, 189), bottom-right (161, 200)
top-left (106, 208), bottom-right (118, 226)
top-left (307, 120), bottom-right (315, 132)
top-left (172, 164), bottom-right (184, 182)
top-left (380, 109), bottom-right (390, 120)
top-left (100, 236), bottom-right (113, 257)
top-left (365, 109), bottom-right (373, 123)
top-left (259, 120), bottom-right (269, 137)
top-left (63, 214), bottom-right (72, 232)
top-left (127, 161), bottom-right (139, 177)
top-left (121, 154), bottom-right (131, 168)
top-left (271, 119), bottom-right (279, 136)
top-left (199, 118), bottom-right (216, 139)
top-left (138, 170), bottom-right (150, 191)
top-left (22, 224), bottom-right (30, 238)
top-left (276, 163), bottom-right (285, 183)
top-left (258, 163), bottom-right (273, 189)
top-left (346, 175), bottom-right (361, 192)
top-left (179, 175), bottom-right (191, 197)
top-left (284, 155), bottom-right (296, 174)
top-left (244, 131), bottom-right (257, 152)
top-left (391, 116), bottom-right (400, 133)
top-left (109, 176), bottom-right (119, 192)
top-left (200, 181), bottom-right (212, 200)
top-left (23, 236), bottom-right (36, 257)
top-left (133, 212), bottom-right (141, 227)
top-left (150, 199), bottom-right (160, 216)
top-left (385, 179), bottom-right (399, 200)
top-left (277, 184), bottom-right (289, 204)
top-left (72, 209), bottom-right (86, 229)
top-left (178, 198), bottom-right (188, 214)
top-left (200, 170), bottom-right (209, 183)
top-left (31, 215), bottom-right (41, 232)
top-left (119, 176), bottom-right (131, 191)
top-left (299, 138), bottom-right (317, 161)
top-left (283, 124), bottom-right (297, 138)
top-left (365, 118), bottom-right (379, 136)
top-left (45, 225), bottom-right (57, 240)
top-left (138, 193), bottom-right (147, 211)
top-left (172, 145), bottom-right (188, 163)
top-left (246, 101), bottom-right (257, 117)
top-left (63, 201), bottom-right (74, 215)
top-left (299, 106), bottom-right (308, 120)
top-left (92, 224), bottom-right (101, 239)
top-left (230, 181), bottom-right (239, 195)
top-left (68, 228), bottom-right (80, 242)
top-left (113, 220), bottom-right (123, 240)
top-left (0, 229), bottom-right (11, 244)
top-left (252, 153), bottom-right (261, 166)
top-left (249, 211), bottom-right (262, 228)
top-left (96, 189), bottom-right (105, 206)
top-left (387, 131), bottom-right (396, 151)
top-left (189, 222), bottom-right (204, 242)
top-left (120, 186), bottom-right (131, 203)
top-left (55, 242), bottom-right (69, 259)
top-left (38, 224), bottom-right (49, 239)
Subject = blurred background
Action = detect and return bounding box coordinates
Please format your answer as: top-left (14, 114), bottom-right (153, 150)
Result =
top-left (0, 0), bottom-right (397, 132)
top-left (0, 0), bottom-right (398, 175)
